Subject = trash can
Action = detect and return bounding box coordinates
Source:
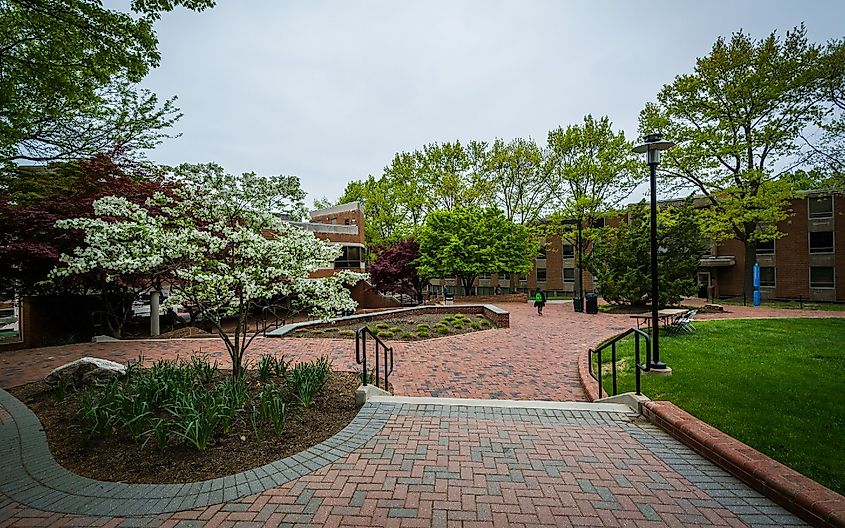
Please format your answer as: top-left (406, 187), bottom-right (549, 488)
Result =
top-left (573, 296), bottom-right (583, 313)
top-left (444, 292), bottom-right (454, 306)
top-left (585, 293), bottom-right (599, 314)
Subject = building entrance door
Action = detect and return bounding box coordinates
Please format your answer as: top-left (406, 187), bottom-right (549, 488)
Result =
top-left (697, 272), bottom-right (711, 299)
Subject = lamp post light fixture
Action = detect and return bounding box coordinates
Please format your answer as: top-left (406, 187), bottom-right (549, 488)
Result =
top-left (633, 133), bottom-right (674, 371)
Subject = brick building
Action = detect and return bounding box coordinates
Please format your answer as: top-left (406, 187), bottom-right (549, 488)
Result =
top-left (703, 191), bottom-right (844, 302)
top-left (429, 191), bottom-right (844, 303)
top-left (288, 202), bottom-right (367, 278)
top-left (427, 231), bottom-right (597, 298)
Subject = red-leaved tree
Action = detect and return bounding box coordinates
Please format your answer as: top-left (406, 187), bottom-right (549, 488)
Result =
top-left (0, 153), bottom-right (167, 335)
top-left (369, 239), bottom-right (427, 303)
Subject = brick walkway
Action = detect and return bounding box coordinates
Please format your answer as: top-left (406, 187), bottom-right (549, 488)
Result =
top-left (1, 302), bottom-right (832, 527)
top-left (3, 302), bottom-right (842, 400)
top-left (0, 396), bottom-right (808, 527)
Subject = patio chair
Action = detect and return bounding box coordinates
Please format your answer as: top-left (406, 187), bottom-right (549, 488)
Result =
top-left (666, 310), bottom-right (696, 335)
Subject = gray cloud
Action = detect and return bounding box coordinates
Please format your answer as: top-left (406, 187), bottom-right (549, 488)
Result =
top-left (137, 0), bottom-right (845, 202)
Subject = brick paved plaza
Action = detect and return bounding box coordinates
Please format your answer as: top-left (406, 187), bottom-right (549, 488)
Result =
top-left (1, 301), bottom-right (841, 526)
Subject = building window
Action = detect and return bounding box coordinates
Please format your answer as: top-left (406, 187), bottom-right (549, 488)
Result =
top-left (498, 272), bottom-right (511, 282)
top-left (519, 274), bottom-right (527, 284)
top-left (334, 246), bottom-right (363, 269)
top-left (759, 266), bottom-right (775, 287)
top-left (536, 268), bottom-right (547, 282)
top-left (344, 218), bottom-right (350, 225)
top-left (809, 196), bottom-right (833, 219)
top-left (562, 244), bottom-right (575, 258)
top-left (756, 240), bottom-right (775, 255)
top-left (537, 246), bottom-right (547, 259)
top-left (563, 268), bottom-right (575, 283)
top-left (810, 266), bottom-right (835, 288)
top-left (479, 272), bottom-right (491, 280)
top-left (809, 231), bottom-right (834, 254)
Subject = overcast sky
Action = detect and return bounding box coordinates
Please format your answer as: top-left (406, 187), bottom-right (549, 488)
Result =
top-left (135, 1), bottom-right (845, 204)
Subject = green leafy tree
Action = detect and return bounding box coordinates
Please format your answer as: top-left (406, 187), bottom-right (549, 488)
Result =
top-left (639, 25), bottom-right (842, 299)
top-left (340, 141), bottom-right (497, 247)
top-left (418, 140), bottom-right (494, 212)
top-left (488, 137), bottom-right (555, 224)
top-left (546, 115), bottom-right (640, 223)
top-left (337, 175), bottom-right (410, 247)
top-left (804, 38), bottom-right (845, 185)
top-left (416, 207), bottom-right (538, 296)
top-left (586, 201), bottom-right (705, 307)
top-left (0, 0), bottom-right (213, 165)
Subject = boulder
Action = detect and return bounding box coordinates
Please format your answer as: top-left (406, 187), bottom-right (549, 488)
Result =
top-left (46, 357), bottom-right (127, 386)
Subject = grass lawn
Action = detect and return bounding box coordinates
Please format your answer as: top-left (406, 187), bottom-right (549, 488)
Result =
top-left (592, 318), bottom-right (845, 495)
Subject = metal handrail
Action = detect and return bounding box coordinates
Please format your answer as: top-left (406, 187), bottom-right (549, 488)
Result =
top-left (260, 305), bottom-right (285, 336)
top-left (355, 326), bottom-right (394, 392)
top-left (587, 328), bottom-right (650, 398)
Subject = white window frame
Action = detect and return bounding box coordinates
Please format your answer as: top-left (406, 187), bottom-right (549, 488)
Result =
top-left (808, 195), bottom-right (834, 220)
top-left (809, 266), bottom-right (835, 289)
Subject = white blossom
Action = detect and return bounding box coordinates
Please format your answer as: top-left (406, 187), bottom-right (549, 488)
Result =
top-left (53, 164), bottom-right (366, 377)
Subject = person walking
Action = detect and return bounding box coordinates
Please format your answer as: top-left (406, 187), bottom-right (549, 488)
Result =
top-left (533, 287), bottom-right (546, 316)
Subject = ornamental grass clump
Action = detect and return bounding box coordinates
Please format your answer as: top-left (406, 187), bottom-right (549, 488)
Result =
top-left (435, 325), bottom-right (450, 335)
top-left (74, 352), bottom-right (334, 452)
top-left (290, 357), bottom-right (331, 408)
top-left (259, 383), bottom-right (287, 434)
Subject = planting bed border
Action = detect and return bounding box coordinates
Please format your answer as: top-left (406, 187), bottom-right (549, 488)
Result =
top-left (578, 333), bottom-right (845, 528)
top-left (0, 387), bottom-right (393, 516)
top-left (267, 304), bottom-right (509, 337)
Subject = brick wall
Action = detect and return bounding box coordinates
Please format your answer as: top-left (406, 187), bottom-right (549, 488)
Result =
top-left (713, 194), bottom-right (844, 302)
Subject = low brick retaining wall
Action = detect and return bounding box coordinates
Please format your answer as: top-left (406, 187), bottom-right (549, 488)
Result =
top-left (643, 401), bottom-right (845, 528)
top-left (268, 304), bottom-right (509, 337)
top-left (578, 340), bottom-right (845, 528)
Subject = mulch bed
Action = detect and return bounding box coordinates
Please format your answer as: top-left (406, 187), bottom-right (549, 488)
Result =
top-left (292, 312), bottom-right (494, 340)
top-left (8, 371), bottom-right (360, 484)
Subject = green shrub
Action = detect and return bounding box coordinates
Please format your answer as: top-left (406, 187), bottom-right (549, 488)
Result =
top-left (52, 376), bottom-right (72, 402)
top-left (290, 357), bottom-right (331, 407)
top-left (401, 332), bottom-right (414, 338)
top-left (259, 382), bottom-right (287, 434)
top-left (170, 389), bottom-right (221, 451)
top-left (338, 329), bottom-right (355, 336)
top-left (479, 319), bottom-right (490, 327)
top-left (375, 322), bottom-right (391, 330)
top-left (435, 325), bottom-right (450, 335)
top-left (323, 327), bottom-right (338, 333)
top-left (416, 330), bottom-right (431, 338)
top-left (257, 354), bottom-right (275, 382)
top-left (416, 323), bottom-right (430, 331)
top-left (470, 321), bottom-right (481, 329)
top-left (378, 330), bottom-right (394, 338)
top-left (274, 354), bottom-right (291, 379)
top-left (389, 326), bottom-right (402, 333)
top-left (250, 405), bottom-right (262, 443)
top-left (188, 355), bottom-right (218, 384)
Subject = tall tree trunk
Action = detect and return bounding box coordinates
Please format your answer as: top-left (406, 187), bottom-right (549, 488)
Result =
top-left (461, 275), bottom-right (474, 296)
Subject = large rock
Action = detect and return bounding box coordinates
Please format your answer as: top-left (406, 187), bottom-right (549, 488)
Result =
top-left (46, 357), bottom-right (127, 386)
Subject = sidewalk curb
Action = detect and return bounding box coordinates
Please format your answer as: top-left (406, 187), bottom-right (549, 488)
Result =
top-left (578, 341), bottom-right (845, 528)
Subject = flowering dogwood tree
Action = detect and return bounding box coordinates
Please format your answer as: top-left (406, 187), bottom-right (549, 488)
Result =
top-left (54, 163), bottom-right (365, 378)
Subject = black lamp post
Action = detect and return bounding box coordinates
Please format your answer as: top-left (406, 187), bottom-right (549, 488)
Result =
top-left (562, 217), bottom-right (584, 312)
top-left (633, 133), bottom-right (674, 370)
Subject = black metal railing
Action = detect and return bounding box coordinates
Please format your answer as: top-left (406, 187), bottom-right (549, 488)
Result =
top-left (588, 328), bottom-right (650, 398)
top-left (258, 305), bottom-right (286, 336)
top-left (355, 326), bottom-right (393, 392)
